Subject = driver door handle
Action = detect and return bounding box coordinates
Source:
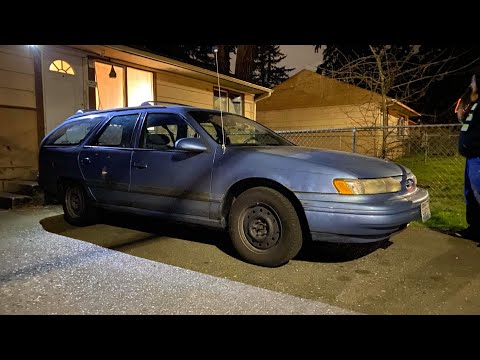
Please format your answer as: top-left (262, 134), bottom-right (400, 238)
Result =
top-left (133, 162), bottom-right (148, 169)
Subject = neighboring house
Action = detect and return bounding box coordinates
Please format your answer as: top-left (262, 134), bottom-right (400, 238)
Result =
top-left (256, 69), bottom-right (420, 158)
top-left (0, 45), bottom-right (272, 190)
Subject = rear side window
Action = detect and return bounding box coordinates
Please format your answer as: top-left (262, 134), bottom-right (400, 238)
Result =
top-left (93, 113), bottom-right (139, 147)
top-left (44, 115), bottom-right (105, 146)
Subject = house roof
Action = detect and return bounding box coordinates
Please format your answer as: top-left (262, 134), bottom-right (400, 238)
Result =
top-left (257, 69), bottom-right (420, 117)
top-left (68, 45), bottom-right (272, 98)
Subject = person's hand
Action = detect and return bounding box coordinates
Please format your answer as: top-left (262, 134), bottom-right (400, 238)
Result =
top-left (457, 106), bottom-right (465, 121)
top-left (471, 74), bottom-right (478, 102)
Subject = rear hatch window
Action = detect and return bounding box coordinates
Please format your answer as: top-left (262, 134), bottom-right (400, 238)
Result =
top-left (44, 115), bottom-right (105, 146)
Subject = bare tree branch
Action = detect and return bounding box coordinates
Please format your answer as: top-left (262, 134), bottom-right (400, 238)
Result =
top-left (315, 45), bottom-right (480, 157)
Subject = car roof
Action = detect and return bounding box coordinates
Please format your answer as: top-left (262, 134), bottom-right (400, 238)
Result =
top-left (66, 105), bottom-right (187, 120)
top-left (65, 105), bottom-right (228, 122)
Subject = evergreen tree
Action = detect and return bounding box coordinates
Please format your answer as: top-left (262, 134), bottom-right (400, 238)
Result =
top-left (128, 44), bottom-right (216, 71)
top-left (253, 45), bottom-right (294, 88)
top-left (180, 45), bottom-right (216, 71)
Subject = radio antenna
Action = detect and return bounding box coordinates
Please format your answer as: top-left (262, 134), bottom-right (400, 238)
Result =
top-left (213, 46), bottom-right (226, 154)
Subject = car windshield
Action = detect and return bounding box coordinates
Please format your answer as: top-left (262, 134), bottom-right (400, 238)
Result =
top-left (189, 111), bottom-right (293, 146)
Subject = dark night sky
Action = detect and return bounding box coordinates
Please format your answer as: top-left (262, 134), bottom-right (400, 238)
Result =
top-left (230, 45), bottom-right (325, 76)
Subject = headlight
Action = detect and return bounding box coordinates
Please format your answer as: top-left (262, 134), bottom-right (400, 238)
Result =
top-left (333, 177), bottom-right (402, 195)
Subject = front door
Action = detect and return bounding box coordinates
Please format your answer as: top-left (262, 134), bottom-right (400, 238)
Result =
top-left (42, 48), bottom-right (86, 133)
top-left (130, 112), bottom-right (214, 218)
top-left (79, 112), bottom-right (141, 206)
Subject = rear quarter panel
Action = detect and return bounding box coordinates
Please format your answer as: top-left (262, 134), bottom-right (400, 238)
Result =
top-left (38, 146), bottom-right (84, 196)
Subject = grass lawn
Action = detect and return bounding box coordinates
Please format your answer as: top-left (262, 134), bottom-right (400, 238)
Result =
top-left (396, 155), bottom-right (467, 233)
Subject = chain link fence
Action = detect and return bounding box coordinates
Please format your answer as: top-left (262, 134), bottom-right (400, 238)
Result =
top-left (276, 124), bottom-right (462, 159)
top-left (276, 124), bottom-right (466, 229)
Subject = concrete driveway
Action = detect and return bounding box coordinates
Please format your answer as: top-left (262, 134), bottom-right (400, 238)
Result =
top-left (3, 205), bottom-right (480, 314)
top-left (0, 206), bottom-right (353, 315)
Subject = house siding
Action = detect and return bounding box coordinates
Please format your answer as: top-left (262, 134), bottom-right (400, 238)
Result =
top-left (244, 94), bottom-right (255, 120)
top-left (0, 45), bottom-right (38, 188)
top-left (156, 71), bottom-right (214, 109)
top-left (155, 71), bottom-right (256, 120)
top-left (0, 46), bottom-right (36, 109)
top-left (257, 103), bottom-right (382, 130)
top-left (256, 70), bottom-right (417, 159)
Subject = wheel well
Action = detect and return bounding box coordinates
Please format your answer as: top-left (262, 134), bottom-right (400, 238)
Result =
top-left (57, 176), bottom-right (76, 191)
top-left (222, 178), bottom-right (311, 242)
top-left (56, 177), bottom-right (91, 200)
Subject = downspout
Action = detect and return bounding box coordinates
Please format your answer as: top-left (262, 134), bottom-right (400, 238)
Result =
top-left (255, 92), bottom-right (272, 103)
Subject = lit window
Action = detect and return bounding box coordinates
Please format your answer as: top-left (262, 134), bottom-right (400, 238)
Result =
top-left (49, 60), bottom-right (75, 75)
top-left (127, 67), bottom-right (154, 107)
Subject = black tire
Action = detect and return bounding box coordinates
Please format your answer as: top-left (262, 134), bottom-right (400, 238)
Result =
top-left (228, 187), bottom-right (303, 267)
top-left (62, 182), bottom-right (96, 226)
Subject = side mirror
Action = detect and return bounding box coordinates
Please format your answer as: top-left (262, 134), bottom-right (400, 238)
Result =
top-left (174, 137), bottom-right (208, 152)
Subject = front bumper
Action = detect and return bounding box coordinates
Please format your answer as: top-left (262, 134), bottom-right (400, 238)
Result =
top-left (297, 188), bottom-right (429, 243)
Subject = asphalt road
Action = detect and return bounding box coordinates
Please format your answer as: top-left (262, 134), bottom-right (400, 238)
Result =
top-left (34, 206), bottom-right (480, 315)
top-left (0, 206), bottom-right (354, 315)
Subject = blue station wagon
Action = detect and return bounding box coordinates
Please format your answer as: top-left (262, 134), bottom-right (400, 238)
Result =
top-left (39, 103), bottom-right (430, 267)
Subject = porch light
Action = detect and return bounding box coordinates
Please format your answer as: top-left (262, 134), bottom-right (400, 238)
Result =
top-left (109, 65), bottom-right (117, 78)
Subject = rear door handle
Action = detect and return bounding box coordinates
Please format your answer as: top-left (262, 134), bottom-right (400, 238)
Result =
top-left (133, 162), bottom-right (148, 169)
top-left (80, 157), bottom-right (91, 165)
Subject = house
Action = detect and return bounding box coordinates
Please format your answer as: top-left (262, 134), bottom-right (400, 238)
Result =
top-left (0, 45), bottom-right (272, 192)
top-left (256, 69), bottom-right (420, 157)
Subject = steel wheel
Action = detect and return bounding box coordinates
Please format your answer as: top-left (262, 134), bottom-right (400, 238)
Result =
top-left (229, 186), bottom-right (303, 267)
top-left (240, 203), bottom-right (282, 250)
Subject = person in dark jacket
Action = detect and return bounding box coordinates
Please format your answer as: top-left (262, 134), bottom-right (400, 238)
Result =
top-left (456, 73), bottom-right (480, 240)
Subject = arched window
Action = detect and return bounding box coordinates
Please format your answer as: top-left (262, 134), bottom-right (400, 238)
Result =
top-left (49, 60), bottom-right (75, 75)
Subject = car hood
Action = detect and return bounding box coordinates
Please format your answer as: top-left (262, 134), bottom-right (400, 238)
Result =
top-left (237, 146), bottom-right (404, 178)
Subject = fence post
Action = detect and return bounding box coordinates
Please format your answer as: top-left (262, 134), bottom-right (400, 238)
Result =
top-left (424, 133), bottom-right (428, 163)
top-left (352, 127), bottom-right (356, 153)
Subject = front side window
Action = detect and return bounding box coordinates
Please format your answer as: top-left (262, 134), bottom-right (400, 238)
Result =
top-left (44, 115), bottom-right (105, 146)
top-left (93, 114), bottom-right (139, 147)
top-left (140, 113), bottom-right (198, 150)
top-left (189, 111), bottom-right (292, 146)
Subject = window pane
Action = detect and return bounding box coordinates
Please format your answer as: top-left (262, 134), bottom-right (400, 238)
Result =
top-left (45, 116), bottom-right (105, 145)
top-left (95, 114), bottom-right (138, 147)
top-left (230, 95), bottom-right (243, 115)
top-left (95, 62), bottom-right (125, 110)
top-left (127, 67), bottom-right (154, 107)
top-left (213, 89), bottom-right (243, 115)
top-left (49, 59), bottom-right (75, 75)
top-left (213, 90), bottom-right (228, 112)
top-left (190, 111), bottom-right (291, 146)
top-left (141, 113), bottom-right (197, 150)
top-left (49, 61), bottom-right (59, 72)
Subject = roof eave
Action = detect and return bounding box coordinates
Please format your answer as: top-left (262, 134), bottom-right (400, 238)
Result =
top-left (106, 45), bottom-right (272, 95)
top-left (388, 98), bottom-right (421, 117)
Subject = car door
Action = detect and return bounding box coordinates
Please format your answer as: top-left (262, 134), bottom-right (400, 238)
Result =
top-left (130, 111), bottom-right (214, 218)
top-left (79, 111), bottom-right (142, 206)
